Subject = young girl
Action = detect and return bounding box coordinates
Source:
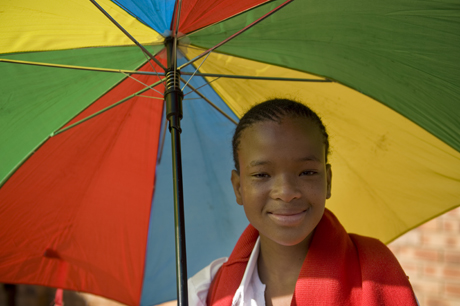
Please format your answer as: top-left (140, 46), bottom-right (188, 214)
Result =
top-left (187, 99), bottom-right (418, 306)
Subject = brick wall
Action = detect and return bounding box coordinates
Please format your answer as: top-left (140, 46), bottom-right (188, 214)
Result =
top-left (389, 207), bottom-right (460, 306)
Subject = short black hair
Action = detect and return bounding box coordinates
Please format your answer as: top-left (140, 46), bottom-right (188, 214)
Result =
top-left (232, 98), bottom-right (329, 172)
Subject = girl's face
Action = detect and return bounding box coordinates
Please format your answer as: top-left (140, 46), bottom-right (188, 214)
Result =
top-left (231, 116), bottom-right (331, 247)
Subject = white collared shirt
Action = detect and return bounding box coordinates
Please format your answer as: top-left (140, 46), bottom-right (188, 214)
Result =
top-left (188, 237), bottom-right (265, 306)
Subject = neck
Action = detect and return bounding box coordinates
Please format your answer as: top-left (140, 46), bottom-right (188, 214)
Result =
top-left (257, 233), bottom-right (313, 306)
top-left (258, 233), bottom-right (312, 283)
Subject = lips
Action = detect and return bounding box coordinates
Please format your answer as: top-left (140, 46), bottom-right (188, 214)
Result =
top-left (268, 209), bottom-right (308, 226)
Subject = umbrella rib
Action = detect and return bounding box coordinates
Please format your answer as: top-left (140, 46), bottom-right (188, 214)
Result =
top-left (0, 58), bottom-right (161, 74)
top-left (173, 0), bottom-right (183, 38)
top-left (142, 52), bottom-right (165, 82)
top-left (188, 73), bottom-right (332, 82)
top-left (181, 52), bottom-right (212, 91)
top-left (141, 49), bottom-right (168, 87)
top-left (122, 72), bottom-right (164, 96)
top-left (137, 95), bottom-right (164, 100)
top-left (181, 77), bottom-right (237, 125)
top-left (0, 59), bottom-right (332, 82)
top-left (89, 0), bottom-right (166, 71)
top-left (51, 78), bottom-right (165, 136)
top-left (178, 0), bottom-right (294, 70)
top-left (183, 77), bottom-right (220, 96)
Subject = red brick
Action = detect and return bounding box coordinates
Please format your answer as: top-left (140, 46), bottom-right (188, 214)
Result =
top-left (420, 218), bottom-right (441, 231)
top-left (394, 245), bottom-right (415, 258)
top-left (445, 251), bottom-right (460, 264)
top-left (421, 234), bottom-right (431, 246)
top-left (446, 236), bottom-right (457, 248)
top-left (426, 297), bottom-right (457, 306)
top-left (414, 248), bottom-right (441, 262)
top-left (399, 261), bottom-right (420, 276)
top-left (421, 233), bottom-right (445, 248)
top-left (443, 267), bottom-right (460, 280)
top-left (422, 233), bottom-right (458, 249)
top-left (445, 284), bottom-right (460, 297)
top-left (391, 230), bottom-right (421, 246)
top-left (411, 279), bottom-right (442, 295)
top-left (426, 298), bottom-right (450, 306)
top-left (442, 219), bottom-right (460, 233)
top-left (399, 261), bottom-right (421, 280)
top-left (446, 207), bottom-right (460, 217)
top-left (423, 264), bottom-right (439, 277)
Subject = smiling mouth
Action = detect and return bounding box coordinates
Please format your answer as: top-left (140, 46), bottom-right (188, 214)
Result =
top-left (268, 210), bottom-right (308, 226)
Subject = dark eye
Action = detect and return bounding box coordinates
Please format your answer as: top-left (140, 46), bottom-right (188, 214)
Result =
top-left (253, 173), bottom-right (270, 178)
top-left (300, 171), bottom-right (317, 176)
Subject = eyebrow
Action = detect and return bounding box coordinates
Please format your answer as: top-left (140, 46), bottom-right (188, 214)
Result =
top-left (299, 156), bottom-right (321, 162)
top-left (249, 156), bottom-right (321, 167)
top-left (249, 160), bottom-right (271, 167)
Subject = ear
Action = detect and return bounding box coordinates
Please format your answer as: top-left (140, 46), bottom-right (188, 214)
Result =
top-left (231, 170), bottom-right (243, 205)
top-left (326, 164), bottom-right (332, 199)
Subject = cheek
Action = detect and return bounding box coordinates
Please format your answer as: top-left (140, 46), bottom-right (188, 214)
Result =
top-left (242, 180), bottom-right (268, 196)
top-left (300, 180), bottom-right (329, 203)
top-left (240, 182), bottom-right (266, 209)
top-left (240, 185), bottom-right (257, 205)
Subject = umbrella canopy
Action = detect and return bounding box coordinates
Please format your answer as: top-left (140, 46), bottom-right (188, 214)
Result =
top-left (1, 0), bottom-right (459, 305)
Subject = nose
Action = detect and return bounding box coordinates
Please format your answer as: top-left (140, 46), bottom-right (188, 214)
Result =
top-left (269, 174), bottom-right (301, 203)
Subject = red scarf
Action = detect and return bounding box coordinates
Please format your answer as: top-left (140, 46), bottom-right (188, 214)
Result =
top-left (207, 209), bottom-right (417, 305)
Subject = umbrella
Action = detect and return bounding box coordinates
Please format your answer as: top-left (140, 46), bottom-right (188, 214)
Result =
top-left (1, 0), bottom-right (459, 305)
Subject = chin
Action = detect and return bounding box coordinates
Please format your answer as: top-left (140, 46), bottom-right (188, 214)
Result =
top-left (270, 231), bottom-right (314, 247)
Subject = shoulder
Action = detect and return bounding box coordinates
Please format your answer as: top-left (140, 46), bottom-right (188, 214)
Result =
top-left (349, 233), bottom-right (410, 283)
top-left (349, 234), bottom-right (398, 263)
top-left (188, 257), bottom-right (228, 306)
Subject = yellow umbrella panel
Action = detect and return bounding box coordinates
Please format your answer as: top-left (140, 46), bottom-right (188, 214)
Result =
top-left (1, 0), bottom-right (163, 54)
top-left (181, 46), bottom-right (460, 243)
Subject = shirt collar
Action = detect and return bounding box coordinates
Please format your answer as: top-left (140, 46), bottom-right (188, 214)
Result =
top-left (231, 236), bottom-right (261, 306)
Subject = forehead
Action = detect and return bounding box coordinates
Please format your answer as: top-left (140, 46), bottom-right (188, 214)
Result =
top-left (237, 117), bottom-right (325, 164)
top-left (241, 116), bottom-right (321, 142)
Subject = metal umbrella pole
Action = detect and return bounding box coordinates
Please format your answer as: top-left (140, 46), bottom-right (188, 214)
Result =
top-left (164, 36), bottom-right (188, 306)
top-left (160, 2), bottom-right (295, 303)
